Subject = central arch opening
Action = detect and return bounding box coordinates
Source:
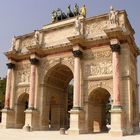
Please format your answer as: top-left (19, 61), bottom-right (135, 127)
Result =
top-left (43, 64), bottom-right (73, 130)
top-left (88, 88), bottom-right (111, 133)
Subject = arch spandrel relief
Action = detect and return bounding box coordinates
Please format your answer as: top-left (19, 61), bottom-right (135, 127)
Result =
top-left (38, 56), bottom-right (74, 83)
top-left (88, 81), bottom-right (113, 97)
top-left (16, 87), bottom-right (29, 99)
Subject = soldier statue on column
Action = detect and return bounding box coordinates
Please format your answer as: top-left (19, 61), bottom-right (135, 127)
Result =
top-left (10, 36), bottom-right (16, 51)
top-left (75, 16), bottom-right (82, 35)
top-left (109, 6), bottom-right (119, 26)
top-left (34, 30), bottom-right (40, 45)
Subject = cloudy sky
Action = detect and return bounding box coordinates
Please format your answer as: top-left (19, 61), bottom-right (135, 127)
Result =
top-left (0, 0), bottom-right (140, 86)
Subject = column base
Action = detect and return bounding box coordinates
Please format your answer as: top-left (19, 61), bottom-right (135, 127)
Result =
top-left (68, 107), bottom-right (85, 135)
top-left (0, 108), bottom-right (15, 128)
top-left (23, 109), bottom-right (39, 131)
top-left (109, 107), bottom-right (125, 136)
top-left (109, 129), bottom-right (124, 136)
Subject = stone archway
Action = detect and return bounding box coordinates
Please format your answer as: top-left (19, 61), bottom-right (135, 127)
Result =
top-left (40, 64), bottom-right (73, 130)
top-left (15, 93), bottom-right (29, 128)
top-left (88, 88), bottom-right (111, 133)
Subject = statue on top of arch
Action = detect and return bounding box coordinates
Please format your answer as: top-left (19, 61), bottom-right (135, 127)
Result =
top-left (51, 4), bottom-right (87, 23)
top-left (109, 6), bottom-right (119, 27)
top-left (33, 30), bottom-right (40, 45)
top-left (10, 36), bottom-right (16, 51)
top-left (80, 5), bottom-right (87, 18)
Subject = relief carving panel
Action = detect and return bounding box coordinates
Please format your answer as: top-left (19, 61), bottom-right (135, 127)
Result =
top-left (21, 38), bottom-right (32, 48)
top-left (85, 20), bottom-right (108, 38)
top-left (16, 63), bottom-right (30, 84)
top-left (39, 56), bottom-right (74, 83)
top-left (84, 60), bottom-right (112, 77)
top-left (84, 50), bottom-right (112, 78)
top-left (44, 27), bottom-right (74, 47)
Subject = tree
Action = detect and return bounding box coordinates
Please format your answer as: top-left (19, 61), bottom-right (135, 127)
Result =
top-left (0, 77), bottom-right (6, 109)
top-left (0, 77), bottom-right (6, 122)
top-left (67, 84), bottom-right (73, 111)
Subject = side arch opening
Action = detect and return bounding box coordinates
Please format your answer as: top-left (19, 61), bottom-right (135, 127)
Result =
top-left (88, 87), bottom-right (111, 133)
top-left (15, 93), bottom-right (29, 128)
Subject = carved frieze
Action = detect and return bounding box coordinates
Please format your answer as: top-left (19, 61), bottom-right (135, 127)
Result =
top-left (16, 63), bottom-right (30, 84)
top-left (84, 60), bottom-right (113, 77)
top-left (21, 38), bottom-right (33, 49)
top-left (84, 50), bottom-right (112, 60)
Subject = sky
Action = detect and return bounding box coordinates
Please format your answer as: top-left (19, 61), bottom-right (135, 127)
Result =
top-left (0, 0), bottom-right (140, 84)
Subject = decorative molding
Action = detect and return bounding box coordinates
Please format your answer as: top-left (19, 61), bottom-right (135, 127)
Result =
top-left (84, 50), bottom-right (112, 60)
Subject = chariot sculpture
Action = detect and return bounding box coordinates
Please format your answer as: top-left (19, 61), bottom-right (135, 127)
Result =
top-left (51, 4), bottom-right (86, 23)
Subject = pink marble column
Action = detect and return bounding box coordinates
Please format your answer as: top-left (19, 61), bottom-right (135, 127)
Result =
top-left (110, 44), bottom-right (121, 107)
top-left (28, 58), bottom-right (38, 109)
top-left (4, 63), bottom-right (15, 109)
top-left (72, 50), bottom-right (82, 108)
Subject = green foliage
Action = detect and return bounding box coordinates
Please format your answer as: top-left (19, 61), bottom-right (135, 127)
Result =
top-left (68, 84), bottom-right (73, 111)
top-left (0, 78), bottom-right (6, 109)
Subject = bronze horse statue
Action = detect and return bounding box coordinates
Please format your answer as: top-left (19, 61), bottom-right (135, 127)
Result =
top-left (73, 3), bottom-right (80, 16)
top-left (52, 4), bottom-right (82, 23)
top-left (51, 10), bottom-right (58, 22)
top-left (67, 5), bottom-right (74, 18)
top-left (57, 8), bottom-right (67, 21)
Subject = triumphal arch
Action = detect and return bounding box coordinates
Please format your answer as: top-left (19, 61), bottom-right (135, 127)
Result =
top-left (0, 6), bottom-right (140, 136)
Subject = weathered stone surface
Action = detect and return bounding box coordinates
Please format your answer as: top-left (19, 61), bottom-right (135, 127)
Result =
top-left (1, 9), bottom-right (139, 137)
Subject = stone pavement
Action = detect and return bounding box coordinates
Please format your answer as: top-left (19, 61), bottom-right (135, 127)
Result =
top-left (0, 129), bottom-right (140, 140)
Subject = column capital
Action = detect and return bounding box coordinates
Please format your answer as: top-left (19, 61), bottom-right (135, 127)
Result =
top-left (110, 44), bottom-right (121, 53)
top-left (6, 63), bottom-right (15, 69)
top-left (29, 58), bottom-right (39, 65)
top-left (72, 50), bottom-right (83, 58)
